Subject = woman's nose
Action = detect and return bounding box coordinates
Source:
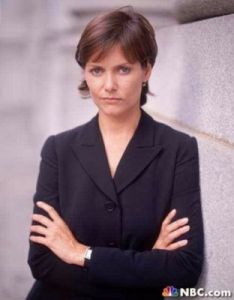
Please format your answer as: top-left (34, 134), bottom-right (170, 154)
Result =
top-left (104, 73), bottom-right (117, 92)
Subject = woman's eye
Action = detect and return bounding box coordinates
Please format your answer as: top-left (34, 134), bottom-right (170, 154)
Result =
top-left (119, 66), bottom-right (130, 74)
top-left (90, 68), bottom-right (103, 76)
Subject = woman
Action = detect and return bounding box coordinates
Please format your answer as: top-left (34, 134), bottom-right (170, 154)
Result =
top-left (27, 6), bottom-right (204, 300)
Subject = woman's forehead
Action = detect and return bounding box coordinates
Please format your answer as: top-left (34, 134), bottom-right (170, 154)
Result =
top-left (87, 43), bottom-right (136, 65)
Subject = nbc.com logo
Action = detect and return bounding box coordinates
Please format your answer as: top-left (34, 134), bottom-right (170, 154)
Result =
top-left (162, 286), bottom-right (232, 297)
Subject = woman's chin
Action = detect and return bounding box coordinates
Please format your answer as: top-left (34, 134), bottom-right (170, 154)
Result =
top-left (98, 104), bottom-right (126, 117)
top-left (95, 101), bottom-right (141, 119)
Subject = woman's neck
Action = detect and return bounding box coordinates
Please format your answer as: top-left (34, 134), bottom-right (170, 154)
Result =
top-left (98, 108), bottom-right (142, 138)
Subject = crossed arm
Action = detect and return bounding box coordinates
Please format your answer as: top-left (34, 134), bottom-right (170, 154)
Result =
top-left (30, 201), bottom-right (190, 266)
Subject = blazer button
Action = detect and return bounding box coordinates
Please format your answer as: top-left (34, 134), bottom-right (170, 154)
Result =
top-left (105, 202), bottom-right (116, 212)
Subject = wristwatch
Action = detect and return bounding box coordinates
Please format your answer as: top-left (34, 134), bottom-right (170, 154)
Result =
top-left (84, 247), bottom-right (92, 266)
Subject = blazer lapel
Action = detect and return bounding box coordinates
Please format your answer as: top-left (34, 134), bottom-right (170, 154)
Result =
top-left (71, 114), bottom-right (118, 204)
top-left (113, 110), bottom-right (164, 194)
top-left (71, 109), bottom-right (164, 202)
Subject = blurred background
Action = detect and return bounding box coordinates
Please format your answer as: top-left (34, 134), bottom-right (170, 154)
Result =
top-left (0, 0), bottom-right (234, 299)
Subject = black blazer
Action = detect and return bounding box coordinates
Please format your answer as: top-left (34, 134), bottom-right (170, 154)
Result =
top-left (27, 109), bottom-right (204, 300)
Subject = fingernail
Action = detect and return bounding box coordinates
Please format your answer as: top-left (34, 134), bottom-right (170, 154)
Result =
top-left (37, 201), bottom-right (42, 205)
top-left (183, 217), bottom-right (189, 222)
top-left (182, 240), bottom-right (188, 245)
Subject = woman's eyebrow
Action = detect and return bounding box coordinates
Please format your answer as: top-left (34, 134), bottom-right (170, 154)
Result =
top-left (87, 61), bottom-right (132, 67)
top-left (85, 63), bottom-right (100, 68)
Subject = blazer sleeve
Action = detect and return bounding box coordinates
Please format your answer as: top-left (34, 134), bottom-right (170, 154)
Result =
top-left (86, 136), bottom-right (204, 289)
top-left (27, 136), bottom-right (98, 295)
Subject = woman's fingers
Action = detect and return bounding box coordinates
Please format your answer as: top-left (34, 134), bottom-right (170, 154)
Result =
top-left (167, 217), bottom-right (189, 233)
top-left (30, 202), bottom-right (85, 265)
top-left (166, 225), bottom-right (190, 244)
top-left (162, 209), bottom-right (177, 227)
top-left (29, 235), bottom-right (47, 246)
top-left (153, 209), bottom-right (190, 251)
top-left (32, 214), bottom-right (51, 227)
top-left (166, 239), bottom-right (188, 251)
top-left (30, 225), bottom-right (47, 236)
top-left (36, 201), bottom-right (60, 221)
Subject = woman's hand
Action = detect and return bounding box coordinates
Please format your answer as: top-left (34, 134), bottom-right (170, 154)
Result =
top-left (152, 209), bottom-right (190, 250)
top-left (30, 201), bottom-right (88, 266)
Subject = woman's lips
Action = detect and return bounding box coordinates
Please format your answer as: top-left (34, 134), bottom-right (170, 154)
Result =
top-left (101, 97), bottom-right (122, 103)
top-left (102, 97), bottom-right (121, 100)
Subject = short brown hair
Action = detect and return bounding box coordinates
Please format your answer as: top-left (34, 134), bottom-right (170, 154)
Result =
top-left (75, 6), bottom-right (158, 106)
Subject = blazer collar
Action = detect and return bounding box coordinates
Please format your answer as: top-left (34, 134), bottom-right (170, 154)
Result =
top-left (71, 109), bottom-right (163, 203)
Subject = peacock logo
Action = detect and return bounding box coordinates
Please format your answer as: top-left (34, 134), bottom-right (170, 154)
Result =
top-left (162, 286), bottom-right (179, 297)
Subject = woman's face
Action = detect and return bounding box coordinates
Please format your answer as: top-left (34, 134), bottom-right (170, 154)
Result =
top-left (84, 44), bottom-right (152, 118)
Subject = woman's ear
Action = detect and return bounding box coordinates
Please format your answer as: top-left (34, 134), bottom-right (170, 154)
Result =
top-left (143, 63), bottom-right (152, 82)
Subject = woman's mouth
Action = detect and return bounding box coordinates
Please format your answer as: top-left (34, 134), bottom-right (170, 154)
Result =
top-left (102, 97), bottom-right (122, 103)
top-left (102, 97), bottom-right (121, 100)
